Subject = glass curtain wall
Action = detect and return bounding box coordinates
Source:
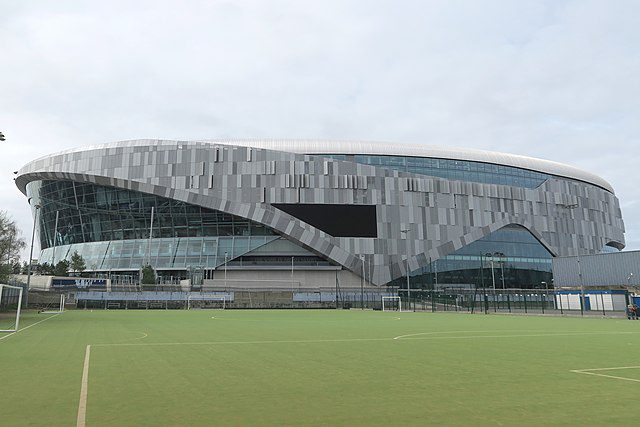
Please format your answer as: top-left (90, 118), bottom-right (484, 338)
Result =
top-left (324, 155), bottom-right (550, 188)
top-left (26, 180), bottom-right (277, 250)
top-left (392, 225), bottom-right (553, 290)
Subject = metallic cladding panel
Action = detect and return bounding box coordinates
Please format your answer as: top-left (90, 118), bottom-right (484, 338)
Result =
top-left (552, 251), bottom-right (640, 287)
top-left (16, 139), bottom-right (625, 286)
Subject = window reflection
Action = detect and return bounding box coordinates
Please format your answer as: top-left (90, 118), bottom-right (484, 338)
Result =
top-left (26, 180), bottom-right (278, 249)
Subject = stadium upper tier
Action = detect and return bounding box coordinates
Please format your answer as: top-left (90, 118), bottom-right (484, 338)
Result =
top-left (25, 139), bottom-right (613, 193)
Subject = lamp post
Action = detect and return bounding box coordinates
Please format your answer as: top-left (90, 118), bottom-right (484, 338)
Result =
top-left (577, 256), bottom-right (584, 316)
top-left (26, 201), bottom-right (41, 291)
top-left (360, 255), bottom-right (365, 310)
top-left (146, 206), bottom-right (154, 266)
top-left (493, 252), bottom-right (505, 289)
top-left (486, 253), bottom-right (497, 311)
top-left (224, 251), bottom-right (228, 289)
top-left (51, 210), bottom-right (59, 266)
top-left (401, 228), bottom-right (411, 311)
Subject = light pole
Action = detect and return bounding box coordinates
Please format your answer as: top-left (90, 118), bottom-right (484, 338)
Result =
top-left (146, 206), bottom-right (154, 266)
top-left (401, 228), bottom-right (411, 311)
top-left (493, 252), bottom-right (505, 289)
top-left (26, 201), bottom-right (41, 291)
top-left (51, 210), bottom-right (59, 266)
top-left (577, 256), bottom-right (584, 316)
top-left (291, 256), bottom-right (294, 288)
top-left (360, 255), bottom-right (365, 310)
top-left (224, 251), bottom-right (228, 288)
top-left (486, 253), bottom-right (497, 311)
top-left (487, 253), bottom-right (496, 293)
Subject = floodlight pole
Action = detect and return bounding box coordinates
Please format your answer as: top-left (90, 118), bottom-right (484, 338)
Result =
top-left (577, 256), bottom-right (584, 316)
top-left (147, 206), bottom-right (154, 266)
top-left (360, 255), bottom-right (365, 310)
top-left (224, 251), bottom-right (228, 289)
top-left (51, 210), bottom-right (59, 265)
top-left (26, 201), bottom-right (41, 292)
top-left (401, 228), bottom-right (412, 311)
top-left (487, 253), bottom-right (497, 311)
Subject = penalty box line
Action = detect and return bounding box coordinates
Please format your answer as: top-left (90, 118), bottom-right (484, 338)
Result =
top-left (89, 330), bottom-right (640, 347)
top-left (78, 330), bottom-right (640, 424)
top-left (570, 366), bottom-right (640, 384)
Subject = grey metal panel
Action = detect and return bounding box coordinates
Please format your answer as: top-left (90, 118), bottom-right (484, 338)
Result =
top-left (27, 139), bottom-right (613, 192)
top-left (16, 139), bottom-right (626, 286)
top-left (553, 251), bottom-right (640, 287)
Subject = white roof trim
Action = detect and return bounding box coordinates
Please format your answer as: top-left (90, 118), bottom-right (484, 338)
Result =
top-left (28, 138), bottom-right (615, 193)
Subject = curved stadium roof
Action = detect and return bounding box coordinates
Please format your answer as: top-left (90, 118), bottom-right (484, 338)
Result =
top-left (27, 138), bottom-right (614, 193)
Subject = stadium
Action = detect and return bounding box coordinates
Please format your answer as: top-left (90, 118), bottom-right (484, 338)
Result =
top-left (6, 139), bottom-right (639, 426)
top-left (15, 139), bottom-right (625, 291)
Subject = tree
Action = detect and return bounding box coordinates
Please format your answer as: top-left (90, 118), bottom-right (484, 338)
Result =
top-left (37, 262), bottom-right (55, 276)
top-left (53, 260), bottom-right (70, 277)
top-left (70, 251), bottom-right (86, 276)
top-left (141, 265), bottom-right (156, 285)
top-left (0, 211), bottom-right (26, 283)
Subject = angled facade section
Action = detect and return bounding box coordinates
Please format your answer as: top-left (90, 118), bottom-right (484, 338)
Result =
top-left (16, 139), bottom-right (625, 289)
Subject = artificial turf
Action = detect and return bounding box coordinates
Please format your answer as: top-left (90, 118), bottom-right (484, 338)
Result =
top-left (1, 309), bottom-right (639, 426)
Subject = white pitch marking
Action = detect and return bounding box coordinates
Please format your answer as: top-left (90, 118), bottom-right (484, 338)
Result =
top-left (0, 313), bottom-right (60, 342)
top-left (393, 330), bottom-right (640, 340)
top-left (77, 345), bottom-right (91, 427)
top-left (572, 365), bottom-right (640, 372)
top-left (135, 332), bottom-right (148, 340)
top-left (570, 366), bottom-right (640, 384)
top-left (393, 330), bottom-right (504, 340)
top-left (90, 330), bottom-right (640, 348)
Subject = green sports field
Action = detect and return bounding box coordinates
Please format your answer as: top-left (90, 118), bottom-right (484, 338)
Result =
top-left (1, 309), bottom-right (639, 426)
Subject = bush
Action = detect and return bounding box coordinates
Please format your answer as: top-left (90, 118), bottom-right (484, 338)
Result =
top-left (141, 265), bottom-right (156, 285)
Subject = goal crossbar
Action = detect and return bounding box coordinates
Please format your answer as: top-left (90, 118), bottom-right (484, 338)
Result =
top-left (0, 284), bottom-right (24, 332)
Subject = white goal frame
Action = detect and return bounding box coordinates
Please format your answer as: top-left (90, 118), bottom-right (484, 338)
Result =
top-left (0, 284), bottom-right (24, 332)
top-left (382, 296), bottom-right (402, 312)
top-left (187, 296), bottom-right (227, 310)
top-left (41, 294), bottom-right (66, 314)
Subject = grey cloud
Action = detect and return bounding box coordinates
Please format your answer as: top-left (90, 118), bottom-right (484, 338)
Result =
top-left (1, 0), bottom-right (638, 258)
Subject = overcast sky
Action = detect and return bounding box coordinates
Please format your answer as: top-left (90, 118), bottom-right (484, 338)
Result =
top-left (1, 0), bottom-right (638, 258)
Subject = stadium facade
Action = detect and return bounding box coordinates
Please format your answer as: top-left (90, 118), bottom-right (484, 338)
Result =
top-left (15, 139), bottom-right (625, 289)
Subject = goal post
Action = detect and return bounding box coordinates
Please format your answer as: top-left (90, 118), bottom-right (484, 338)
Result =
top-left (382, 296), bottom-right (401, 312)
top-left (0, 284), bottom-right (24, 332)
top-left (40, 294), bottom-right (66, 314)
top-left (187, 295), bottom-right (227, 310)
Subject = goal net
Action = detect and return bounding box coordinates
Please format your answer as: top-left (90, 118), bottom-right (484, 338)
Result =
top-left (40, 294), bottom-right (66, 314)
top-left (0, 284), bottom-right (24, 332)
top-left (187, 296), bottom-right (227, 310)
top-left (382, 296), bottom-right (401, 312)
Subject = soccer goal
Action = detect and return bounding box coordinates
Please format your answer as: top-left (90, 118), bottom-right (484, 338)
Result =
top-left (0, 284), bottom-right (24, 332)
top-left (187, 296), bottom-right (227, 310)
top-left (382, 296), bottom-right (402, 312)
top-left (40, 294), bottom-right (66, 314)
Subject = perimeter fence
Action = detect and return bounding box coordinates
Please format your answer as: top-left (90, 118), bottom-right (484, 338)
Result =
top-left (398, 288), bottom-right (635, 317)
